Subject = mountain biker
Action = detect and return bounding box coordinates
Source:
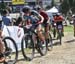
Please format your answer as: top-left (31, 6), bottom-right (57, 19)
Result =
top-left (22, 6), bottom-right (45, 41)
top-left (0, 15), bottom-right (5, 62)
top-left (34, 6), bottom-right (50, 40)
top-left (53, 13), bottom-right (64, 36)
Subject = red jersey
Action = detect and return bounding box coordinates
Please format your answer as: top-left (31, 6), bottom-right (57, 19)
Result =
top-left (40, 10), bottom-right (49, 21)
top-left (54, 15), bottom-right (64, 22)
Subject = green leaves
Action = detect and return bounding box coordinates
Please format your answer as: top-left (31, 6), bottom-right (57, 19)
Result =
top-left (60, 0), bottom-right (75, 14)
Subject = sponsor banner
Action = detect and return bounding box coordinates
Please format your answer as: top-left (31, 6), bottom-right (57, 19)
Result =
top-left (12, 0), bottom-right (25, 5)
top-left (2, 26), bottom-right (24, 52)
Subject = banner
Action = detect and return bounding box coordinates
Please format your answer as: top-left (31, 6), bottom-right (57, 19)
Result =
top-left (2, 26), bottom-right (24, 52)
top-left (12, 0), bottom-right (25, 5)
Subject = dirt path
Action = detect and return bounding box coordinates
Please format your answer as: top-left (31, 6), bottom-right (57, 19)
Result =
top-left (16, 32), bottom-right (75, 64)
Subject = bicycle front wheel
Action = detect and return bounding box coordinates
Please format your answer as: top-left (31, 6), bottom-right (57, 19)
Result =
top-left (21, 34), bottom-right (35, 61)
top-left (3, 37), bottom-right (18, 64)
top-left (58, 30), bottom-right (62, 45)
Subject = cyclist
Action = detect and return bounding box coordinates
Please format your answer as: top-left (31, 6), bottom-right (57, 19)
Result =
top-left (53, 13), bottom-right (64, 37)
top-left (34, 6), bottom-right (50, 40)
top-left (22, 6), bottom-right (45, 41)
top-left (0, 15), bottom-right (5, 62)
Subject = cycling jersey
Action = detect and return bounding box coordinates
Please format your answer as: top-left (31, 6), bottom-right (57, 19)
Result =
top-left (39, 10), bottom-right (49, 23)
top-left (54, 15), bottom-right (63, 22)
top-left (23, 10), bottom-right (40, 25)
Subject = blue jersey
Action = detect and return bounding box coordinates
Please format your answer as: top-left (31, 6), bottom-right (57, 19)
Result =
top-left (2, 16), bottom-right (11, 26)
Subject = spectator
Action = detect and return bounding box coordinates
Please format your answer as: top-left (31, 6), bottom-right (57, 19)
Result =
top-left (2, 9), bottom-right (12, 26)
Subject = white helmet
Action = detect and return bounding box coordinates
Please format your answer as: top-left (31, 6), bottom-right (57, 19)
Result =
top-left (0, 15), bottom-right (2, 21)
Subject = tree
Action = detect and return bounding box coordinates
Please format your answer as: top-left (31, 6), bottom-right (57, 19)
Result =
top-left (51, 0), bottom-right (54, 7)
top-left (60, 0), bottom-right (75, 15)
top-left (60, 0), bottom-right (69, 15)
top-left (0, 2), bottom-right (6, 14)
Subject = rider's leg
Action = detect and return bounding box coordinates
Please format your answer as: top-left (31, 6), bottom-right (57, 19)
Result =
top-left (56, 22), bottom-right (64, 38)
top-left (37, 24), bottom-right (45, 41)
top-left (45, 23), bottom-right (50, 39)
top-left (43, 18), bottom-right (51, 39)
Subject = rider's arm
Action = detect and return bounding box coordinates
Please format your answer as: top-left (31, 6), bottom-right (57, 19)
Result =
top-left (31, 10), bottom-right (44, 24)
top-left (38, 14), bottom-right (44, 23)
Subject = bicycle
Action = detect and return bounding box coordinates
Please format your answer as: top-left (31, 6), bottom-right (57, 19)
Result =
top-left (0, 26), bottom-right (18, 64)
top-left (53, 22), bottom-right (57, 38)
top-left (57, 24), bottom-right (63, 45)
top-left (21, 23), bottom-right (47, 61)
top-left (46, 29), bottom-right (53, 51)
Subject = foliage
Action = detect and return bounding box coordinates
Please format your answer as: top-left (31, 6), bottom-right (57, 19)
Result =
top-left (60, 0), bottom-right (75, 15)
top-left (0, 2), bottom-right (6, 14)
top-left (51, 0), bottom-right (54, 7)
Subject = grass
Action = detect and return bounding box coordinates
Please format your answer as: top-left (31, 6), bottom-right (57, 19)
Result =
top-left (64, 25), bottom-right (74, 32)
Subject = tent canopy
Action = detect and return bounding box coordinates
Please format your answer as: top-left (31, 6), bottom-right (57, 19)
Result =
top-left (46, 6), bottom-right (59, 13)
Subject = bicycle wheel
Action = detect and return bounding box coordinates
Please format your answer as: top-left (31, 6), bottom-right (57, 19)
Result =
top-left (58, 30), bottom-right (62, 45)
top-left (53, 27), bottom-right (56, 38)
top-left (37, 38), bottom-right (47, 56)
top-left (46, 32), bottom-right (53, 51)
top-left (3, 37), bottom-right (18, 64)
top-left (21, 34), bottom-right (35, 61)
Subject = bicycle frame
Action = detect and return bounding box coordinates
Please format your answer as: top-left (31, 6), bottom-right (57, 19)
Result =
top-left (22, 23), bottom-right (47, 57)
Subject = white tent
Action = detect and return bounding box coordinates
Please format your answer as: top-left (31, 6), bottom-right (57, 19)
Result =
top-left (46, 6), bottom-right (59, 13)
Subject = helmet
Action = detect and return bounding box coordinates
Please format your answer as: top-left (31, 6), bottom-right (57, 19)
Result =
top-left (22, 6), bottom-right (31, 13)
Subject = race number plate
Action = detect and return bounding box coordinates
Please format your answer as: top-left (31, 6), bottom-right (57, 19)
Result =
top-left (58, 25), bottom-right (62, 29)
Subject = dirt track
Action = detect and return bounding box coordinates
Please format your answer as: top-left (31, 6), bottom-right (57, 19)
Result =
top-left (16, 32), bottom-right (75, 64)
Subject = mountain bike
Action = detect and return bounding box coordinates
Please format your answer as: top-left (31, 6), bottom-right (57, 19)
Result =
top-left (21, 23), bottom-right (47, 61)
top-left (46, 31), bottom-right (53, 51)
top-left (57, 24), bottom-right (63, 45)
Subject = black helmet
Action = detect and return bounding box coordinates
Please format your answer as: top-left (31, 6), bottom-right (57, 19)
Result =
top-left (22, 6), bottom-right (31, 13)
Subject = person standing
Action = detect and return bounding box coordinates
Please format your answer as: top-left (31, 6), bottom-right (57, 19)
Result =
top-left (2, 9), bottom-right (12, 26)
